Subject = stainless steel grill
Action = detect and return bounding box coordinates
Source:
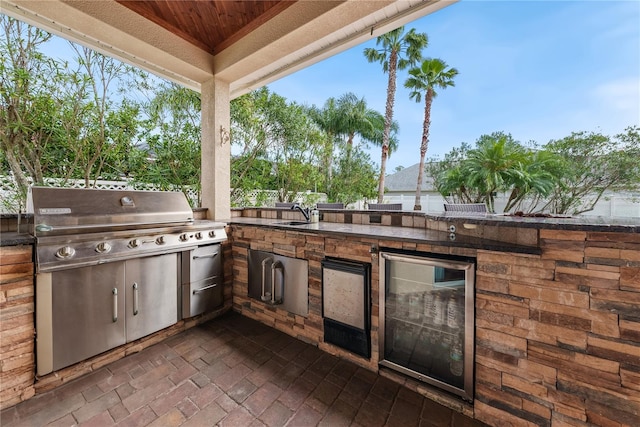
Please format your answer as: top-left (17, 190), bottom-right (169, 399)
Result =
top-left (28, 186), bottom-right (227, 376)
top-left (29, 186), bottom-right (226, 271)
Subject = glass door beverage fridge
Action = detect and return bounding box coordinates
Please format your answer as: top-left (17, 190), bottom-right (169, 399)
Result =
top-left (379, 250), bottom-right (475, 401)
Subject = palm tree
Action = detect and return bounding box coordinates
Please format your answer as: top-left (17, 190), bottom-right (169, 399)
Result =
top-left (364, 27), bottom-right (428, 203)
top-left (360, 110), bottom-right (400, 158)
top-left (307, 97), bottom-right (343, 196)
top-left (336, 92), bottom-right (381, 165)
top-left (405, 58), bottom-right (458, 210)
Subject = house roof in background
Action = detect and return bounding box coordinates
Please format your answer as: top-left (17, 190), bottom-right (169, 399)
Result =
top-left (384, 163), bottom-right (436, 192)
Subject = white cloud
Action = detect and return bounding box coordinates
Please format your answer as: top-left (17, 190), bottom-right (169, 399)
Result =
top-left (592, 77), bottom-right (640, 113)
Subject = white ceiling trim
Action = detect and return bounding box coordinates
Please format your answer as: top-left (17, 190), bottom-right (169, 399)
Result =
top-left (225, 0), bottom-right (455, 97)
top-left (1, 0), bottom-right (455, 97)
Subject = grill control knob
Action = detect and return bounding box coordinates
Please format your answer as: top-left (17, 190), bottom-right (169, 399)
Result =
top-left (55, 246), bottom-right (75, 259)
top-left (128, 239), bottom-right (140, 249)
top-left (155, 236), bottom-right (166, 245)
top-left (179, 233), bottom-right (189, 242)
top-left (195, 232), bottom-right (203, 240)
top-left (208, 230), bottom-right (216, 238)
top-left (95, 242), bottom-right (112, 253)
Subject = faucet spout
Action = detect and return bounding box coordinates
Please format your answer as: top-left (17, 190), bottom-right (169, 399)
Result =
top-left (291, 204), bottom-right (310, 222)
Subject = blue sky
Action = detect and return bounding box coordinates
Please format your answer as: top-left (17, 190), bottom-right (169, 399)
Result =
top-left (268, 0), bottom-right (640, 171)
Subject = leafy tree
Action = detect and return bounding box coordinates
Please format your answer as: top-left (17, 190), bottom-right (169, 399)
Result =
top-left (307, 94), bottom-right (390, 201)
top-left (137, 82), bottom-right (201, 204)
top-left (405, 58), bottom-right (458, 210)
top-left (330, 144), bottom-right (378, 205)
top-left (462, 133), bottom-right (534, 213)
top-left (1, 15), bottom-right (146, 209)
top-left (541, 127), bottom-right (640, 215)
top-left (270, 101), bottom-right (324, 203)
top-left (502, 148), bottom-right (559, 213)
top-left (427, 142), bottom-right (475, 203)
top-left (0, 16), bottom-right (54, 204)
top-left (336, 92), bottom-right (377, 160)
top-left (359, 110), bottom-right (400, 159)
top-left (70, 45), bottom-right (143, 187)
top-left (230, 88), bottom-right (324, 205)
top-left (364, 26), bottom-right (428, 203)
top-left (430, 133), bottom-right (558, 213)
top-left (306, 97), bottom-right (342, 197)
top-left (230, 87), bottom-right (273, 200)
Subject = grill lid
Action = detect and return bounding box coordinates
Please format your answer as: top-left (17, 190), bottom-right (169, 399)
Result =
top-left (28, 186), bottom-right (194, 235)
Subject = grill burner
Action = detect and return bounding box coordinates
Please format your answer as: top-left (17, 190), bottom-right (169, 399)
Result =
top-left (28, 186), bottom-right (227, 271)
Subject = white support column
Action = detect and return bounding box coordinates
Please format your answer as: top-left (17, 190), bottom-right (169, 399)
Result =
top-left (201, 78), bottom-right (231, 220)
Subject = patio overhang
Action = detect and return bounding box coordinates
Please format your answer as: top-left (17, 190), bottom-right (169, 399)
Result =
top-left (2, 0), bottom-right (455, 219)
top-left (2, 0), bottom-right (454, 98)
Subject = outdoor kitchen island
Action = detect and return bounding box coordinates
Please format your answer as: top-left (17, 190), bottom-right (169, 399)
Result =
top-left (1, 209), bottom-right (639, 427)
top-left (229, 210), bottom-right (640, 427)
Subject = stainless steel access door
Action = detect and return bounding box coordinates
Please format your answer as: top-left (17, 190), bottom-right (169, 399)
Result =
top-left (37, 262), bottom-right (127, 376)
top-left (247, 249), bottom-right (308, 317)
top-left (125, 254), bottom-right (178, 342)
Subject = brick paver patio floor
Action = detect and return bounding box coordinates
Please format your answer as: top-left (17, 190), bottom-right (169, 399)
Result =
top-left (1, 312), bottom-right (486, 426)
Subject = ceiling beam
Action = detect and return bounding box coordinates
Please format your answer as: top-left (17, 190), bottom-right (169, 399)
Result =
top-left (2, 0), bottom-right (455, 97)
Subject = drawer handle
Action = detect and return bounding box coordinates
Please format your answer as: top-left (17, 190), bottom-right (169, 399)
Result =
top-left (193, 284), bottom-right (217, 294)
top-left (132, 282), bottom-right (139, 315)
top-left (112, 288), bottom-right (118, 322)
top-left (193, 253), bottom-right (218, 260)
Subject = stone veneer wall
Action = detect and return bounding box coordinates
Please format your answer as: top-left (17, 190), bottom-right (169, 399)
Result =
top-left (230, 224), bottom-right (480, 417)
top-left (474, 230), bottom-right (640, 426)
top-left (231, 211), bottom-right (640, 426)
top-left (0, 245), bottom-right (35, 408)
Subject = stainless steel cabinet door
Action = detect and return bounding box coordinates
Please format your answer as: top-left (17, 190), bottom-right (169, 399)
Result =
top-left (125, 254), bottom-right (178, 341)
top-left (47, 262), bottom-right (126, 373)
top-left (248, 249), bottom-right (308, 317)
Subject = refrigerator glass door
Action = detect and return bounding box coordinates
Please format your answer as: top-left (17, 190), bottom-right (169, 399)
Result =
top-left (379, 252), bottom-right (474, 401)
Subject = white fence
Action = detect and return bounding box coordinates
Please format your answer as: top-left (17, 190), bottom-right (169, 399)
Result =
top-left (380, 192), bottom-right (640, 218)
top-left (0, 175), bottom-right (328, 214)
top-left (0, 176), bottom-right (200, 213)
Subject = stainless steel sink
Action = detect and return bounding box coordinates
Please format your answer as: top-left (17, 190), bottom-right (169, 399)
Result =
top-left (274, 221), bottom-right (310, 226)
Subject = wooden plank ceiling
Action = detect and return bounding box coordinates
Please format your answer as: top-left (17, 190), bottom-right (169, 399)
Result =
top-left (116, 0), bottom-right (295, 55)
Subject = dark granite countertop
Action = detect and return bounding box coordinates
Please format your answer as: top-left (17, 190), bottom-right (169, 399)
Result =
top-left (229, 217), bottom-right (541, 255)
top-left (429, 213), bottom-right (639, 233)
top-left (0, 232), bottom-right (35, 247)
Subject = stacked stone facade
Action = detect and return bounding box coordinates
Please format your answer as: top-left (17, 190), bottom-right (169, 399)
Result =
top-left (475, 230), bottom-right (639, 426)
top-left (2, 209), bottom-right (638, 426)
top-left (231, 221), bottom-right (640, 426)
top-left (0, 245), bottom-right (35, 408)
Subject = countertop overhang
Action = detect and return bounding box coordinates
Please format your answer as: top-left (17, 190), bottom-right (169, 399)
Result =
top-left (430, 212), bottom-right (640, 233)
top-left (229, 217), bottom-right (542, 255)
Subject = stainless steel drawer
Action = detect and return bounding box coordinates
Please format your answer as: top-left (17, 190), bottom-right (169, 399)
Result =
top-left (181, 244), bottom-right (223, 318)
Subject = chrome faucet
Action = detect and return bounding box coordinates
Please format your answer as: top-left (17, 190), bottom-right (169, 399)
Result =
top-left (291, 203), bottom-right (310, 222)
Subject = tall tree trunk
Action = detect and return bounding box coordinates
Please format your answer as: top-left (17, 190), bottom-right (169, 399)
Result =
top-left (346, 131), bottom-right (355, 163)
top-left (414, 89), bottom-right (433, 210)
top-left (3, 146), bottom-right (30, 201)
top-left (377, 50), bottom-right (398, 203)
top-left (324, 133), bottom-right (334, 195)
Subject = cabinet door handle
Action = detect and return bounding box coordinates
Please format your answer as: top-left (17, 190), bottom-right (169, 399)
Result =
top-left (261, 257), bottom-right (274, 301)
top-left (271, 260), bottom-right (284, 305)
top-left (132, 282), bottom-right (139, 315)
top-left (193, 283), bottom-right (217, 294)
top-left (112, 288), bottom-right (118, 322)
top-left (193, 253), bottom-right (218, 260)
